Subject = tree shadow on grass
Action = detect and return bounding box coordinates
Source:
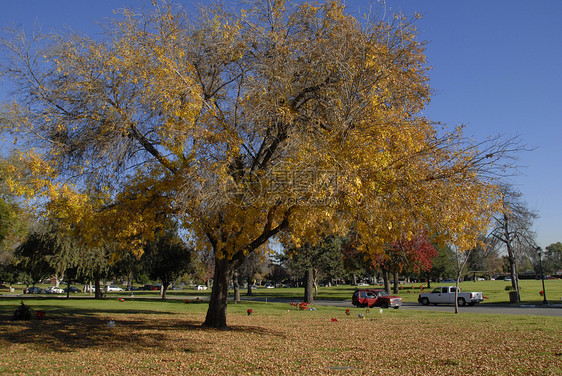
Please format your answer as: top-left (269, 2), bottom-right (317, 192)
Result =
top-left (1, 309), bottom-right (286, 353)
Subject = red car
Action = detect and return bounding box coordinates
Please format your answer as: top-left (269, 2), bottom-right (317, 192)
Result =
top-left (352, 289), bottom-right (402, 309)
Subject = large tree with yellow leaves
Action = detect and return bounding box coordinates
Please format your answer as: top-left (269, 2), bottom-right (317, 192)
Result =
top-left (1, 0), bottom-right (519, 328)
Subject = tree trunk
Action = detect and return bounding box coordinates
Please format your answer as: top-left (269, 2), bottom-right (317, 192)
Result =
top-left (66, 279), bottom-right (71, 299)
top-left (161, 281), bottom-right (169, 300)
top-left (352, 273), bottom-right (357, 285)
top-left (304, 267), bottom-right (314, 304)
top-left (233, 271), bottom-right (241, 304)
top-left (454, 279), bottom-right (460, 314)
top-left (393, 270), bottom-right (400, 294)
top-left (426, 273), bottom-right (431, 289)
top-left (203, 257), bottom-right (233, 329)
top-left (94, 275), bottom-right (103, 299)
top-left (382, 267), bottom-right (390, 294)
top-left (246, 276), bottom-right (253, 296)
top-left (507, 245), bottom-right (520, 302)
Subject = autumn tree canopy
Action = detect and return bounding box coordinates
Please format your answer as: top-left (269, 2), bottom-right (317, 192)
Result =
top-left (0, 0), bottom-right (518, 328)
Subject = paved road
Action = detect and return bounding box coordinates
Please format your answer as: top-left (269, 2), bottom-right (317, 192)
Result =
top-left (241, 297), bottom-right (562, 317)
top-left (397, 302), bottom-right (562, 317)
top-left (5, 293), bottom-right (561, 317)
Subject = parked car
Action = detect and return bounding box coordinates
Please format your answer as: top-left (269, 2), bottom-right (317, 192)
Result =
top-left (418, 286), bottom-right (483, 306)
top-left (142, 284), bottom-right (160, 291)
top-left (63, 286), bottom-right (81, 293)
top-left (441, 279), bottom-right (457, 283)
top-left (105, 285), bottom-right (123, 292)
top-left (25, 286), bottom-right (42, 294)
top-left (264, 283), bottom-right (275, 289)
top-left (44, 286), bottom-right (64, 294)
top-left (352, 289), bottom-right (402, 309)
top-left (194, 285), bottom-right (207, 290)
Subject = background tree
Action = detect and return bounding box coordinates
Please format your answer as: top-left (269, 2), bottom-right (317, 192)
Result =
top-left (489, 185), bottom-right (537, 302)
top-left (14, 225), bottom-right (58, 286)
top-left (341, 232), bottom-right (374, 286)
top-left (191, 248), bottom-right (214, 289)
top-left (111, 250), bottom-right (147, 289)
top-left (140, 223), bottom-right (193, 299)
top-left (465, 237), bottom-right (503, 280)
top-left (425, 244), bottom-right (456, 284)
top-left (282, 236), bottom-right (345, 303)
top-left (540, 242), bottom-right (562, 275)
top-left (236, 252), bottom-right (270, 297)
top-left (0, 157), bottom-right (32, 278)
top-left (0, 0), bottom-right (521, 328)
top-left (387, 236), bottom-right (437, 293)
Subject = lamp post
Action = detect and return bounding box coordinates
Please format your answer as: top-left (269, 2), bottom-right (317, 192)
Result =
top-left (536, 247), bottom-right (548, 304)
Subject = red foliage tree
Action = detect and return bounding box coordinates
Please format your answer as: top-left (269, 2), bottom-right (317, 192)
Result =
top-left (375, 236), bottom-right (438, 293)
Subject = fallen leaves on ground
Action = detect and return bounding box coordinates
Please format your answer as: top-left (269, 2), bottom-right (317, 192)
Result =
top-left (1, 309), bottom-right (560, 375)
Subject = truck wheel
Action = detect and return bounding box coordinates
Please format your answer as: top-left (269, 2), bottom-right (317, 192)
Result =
top-left (420, 297), bottom-right (429, 306)
top-left (458, 297), bottom-right (466, 306)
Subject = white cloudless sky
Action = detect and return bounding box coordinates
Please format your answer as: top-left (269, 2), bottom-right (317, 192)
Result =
top-left (1, 0), bottom-right (560, 248)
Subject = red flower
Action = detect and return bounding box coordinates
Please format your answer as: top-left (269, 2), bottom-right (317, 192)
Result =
top-left (247, 309), bottom-right (254, 315)
top-left (35, 311), bottom-right (46, 320)
top-left (118, 298), bottom-right (125, 302)
top-left (184, 299), bottom-right (190, 303)
top-left (345, 309), bottom-right (350, 315)
top-left (331, 318), bottom-right (338, 322)
top-left (539, 291), bottom-right (544, 296)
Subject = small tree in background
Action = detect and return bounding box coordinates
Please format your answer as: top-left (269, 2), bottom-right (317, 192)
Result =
top-left (489, 185), bottom-right (537, 302)
top-left (141, 223), bottom-right (193, 300)
top-left (282, 236), bottom-right (345, 303)
top-left (541, 242), bottom-right (562, 275)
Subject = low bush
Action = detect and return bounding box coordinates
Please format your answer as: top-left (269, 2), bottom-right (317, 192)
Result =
top-left (12, 301), bottom-right (31, 320)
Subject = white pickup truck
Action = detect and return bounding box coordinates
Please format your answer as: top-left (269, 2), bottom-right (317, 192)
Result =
top-left (418, 286), bottom-right (483, 306)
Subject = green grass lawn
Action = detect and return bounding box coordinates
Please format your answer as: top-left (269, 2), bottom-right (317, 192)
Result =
top-left (0, 297), bottom-right (560, 375)
top-left (4, 278), bottom-right (561, 305)
top-left (242, 279), bottom-right (562, 305)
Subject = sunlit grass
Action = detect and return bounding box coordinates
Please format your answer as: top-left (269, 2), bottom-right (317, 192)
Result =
top-left (239, 279), bottom-right (562, 305)
top-left (4, 278), bottom-right (561, 305)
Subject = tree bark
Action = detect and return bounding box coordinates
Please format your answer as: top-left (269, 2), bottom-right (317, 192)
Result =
top-left (507, 244), bottom-right (520, 302)
top-left (246, 276), bottom-right (253, 296)
top-left (203, 257), bottom-right (233, 329)
top-left (94, 275), bottom-right (103, 299)
top-left (381, 267), bottom-right (390, 294)
top-left (233, 271), bottom-right (241, 304)
top-left (393, 269), bottom-right (400, 294)
top-left (161, 281), bottom-right (169, 300)
top-left (304, 267), bottom-right (314, 304)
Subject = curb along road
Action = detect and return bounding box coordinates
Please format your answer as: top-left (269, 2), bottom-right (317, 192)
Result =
top-left (3, 294), bottom-right (561, 317)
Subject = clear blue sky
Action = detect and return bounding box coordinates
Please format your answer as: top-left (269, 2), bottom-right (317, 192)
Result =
top-left (1, 1), bottom-right (560, 248)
